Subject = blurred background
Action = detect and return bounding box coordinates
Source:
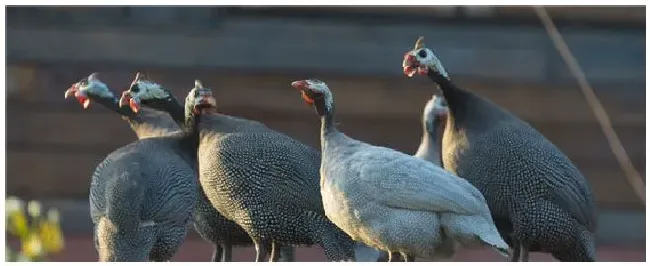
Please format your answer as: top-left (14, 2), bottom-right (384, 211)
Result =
top-left (5, 5), bottom-right (646, 261)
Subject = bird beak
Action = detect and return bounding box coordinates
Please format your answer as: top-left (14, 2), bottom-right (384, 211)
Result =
top-left (65, 84), bottom-right (91, 109)
top-left (291, 80), bottom-right (308, 91)
top-left (402, 53), bottom-right (419, 78)
top-left (290, 81), bottom-right (315, 106)
top-left (119, 91), bottom-right (140, 113)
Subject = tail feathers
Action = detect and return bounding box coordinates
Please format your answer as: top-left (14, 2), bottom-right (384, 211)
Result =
top-left (441, 213), bottom-right (509, 257)
top-left (475, 234), bottom-right (510, 257)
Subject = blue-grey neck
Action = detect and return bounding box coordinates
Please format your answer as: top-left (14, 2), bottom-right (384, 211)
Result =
top-left (414, 114), bottom-right (445, 166)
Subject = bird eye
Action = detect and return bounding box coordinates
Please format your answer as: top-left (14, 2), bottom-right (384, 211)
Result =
top-left (417, 49), bottom-right (428, 58)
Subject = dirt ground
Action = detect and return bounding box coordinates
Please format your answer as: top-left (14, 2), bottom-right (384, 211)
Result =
top-left (8, 234), bottom-right (645, 262)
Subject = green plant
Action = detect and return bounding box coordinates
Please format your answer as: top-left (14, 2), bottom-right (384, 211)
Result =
top-left (5, 197), bottom-right (65, 262)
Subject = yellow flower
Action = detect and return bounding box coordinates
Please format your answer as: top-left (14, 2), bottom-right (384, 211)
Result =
top-left (39, 221), bottom-right (64, 253)
top-left (8, 211), bottom-right (29, 238)
top-left (27, 201), bottom-right (42, 218)
top-left (5, 197), bottom-right (24, 215)
top-left (21, 233), bottom-right (43, 259)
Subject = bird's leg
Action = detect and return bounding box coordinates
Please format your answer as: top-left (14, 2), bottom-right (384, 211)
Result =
top-left (509, 238), bottom-right (521, 262)
top-left (254, 241), bottom-right (268, 262)
top-left (520, 243), bottom-right (530, 262)
top-left (211, 244), bottom-right (223, 262)
top-left (269, 242), bottom-right (280, 262)
top-left (221, 244), bottom-right (232, 262)
top-left (401, 252), bottom-right (415, 262)
top-left (387, 252), bottom-right (400, 262)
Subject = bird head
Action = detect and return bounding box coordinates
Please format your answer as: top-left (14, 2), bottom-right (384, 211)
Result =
top-left (118, 72), bottom-right (173, 113)
top-left (64, 73), bottom-right (113, 109)
top-left (290, 79), bottom-right (334, 115)
top-left (185, 80), bottom-right (218, 117)
top-left (402, 36), bottom-right (449, 79)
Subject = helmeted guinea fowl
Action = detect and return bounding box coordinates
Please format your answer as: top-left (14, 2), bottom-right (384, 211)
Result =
top-left (119, 78), bottom-right (358, 261)
top-left (288, 79), bottom-right (509, 262)
top-left (116, 74), bottom-right (296, 262)
top-left (64, 73), bottom-right (180, 139)
top-left (376, 95), bottom-right (454, 262)
top-left (64, 73), bottom-right (292, 262)
top-left (377, 95), bottom-right (455, 262)
top-left (402, 37), bottom-right (598, 262)
top-left (63, 73), bottom-right (199, 262)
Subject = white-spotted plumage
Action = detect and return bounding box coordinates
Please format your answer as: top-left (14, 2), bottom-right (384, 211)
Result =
top-left (403, 37), bottom-right (597, 262)
top-left (123, 79), bottom-right (359, 262)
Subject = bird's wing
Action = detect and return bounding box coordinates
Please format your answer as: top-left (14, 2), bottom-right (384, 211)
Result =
top-left (351, 147), bottom-right (486, 215)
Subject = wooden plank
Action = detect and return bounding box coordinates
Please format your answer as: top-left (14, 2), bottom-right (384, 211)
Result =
top-left (8, 70), bottom-right (645, 126)
top-left (7, 151), bottom-right (106, 198)
top-left (496, 6), bottom-right (645, 23)
top-left (7, 112), bottom-right (140, 148)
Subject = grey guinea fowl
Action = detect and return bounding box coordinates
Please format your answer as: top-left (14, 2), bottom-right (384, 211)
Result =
top-left (289, 79), bottom-right (509, 262)
top-left (119, 78), bottom-right (347, 261)
top-left (64, 73), bottom-right (199, 261)
top-left (402, 37), bottom-right (598, 262)
top-left (378, 95), bottom-right (455, 262)
top-left (65, 73), bottom-right (288, 262)
top-left (117, 74), bottom-right (296, 262)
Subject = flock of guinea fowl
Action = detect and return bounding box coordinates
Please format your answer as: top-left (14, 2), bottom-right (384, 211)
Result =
top-left (63, 37), bottom-right (597, 262)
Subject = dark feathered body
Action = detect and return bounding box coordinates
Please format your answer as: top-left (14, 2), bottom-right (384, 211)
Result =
top-left (72, 85), bottom-right (264, 261)
top-left (428, 72), bottom-right (597, 261)
top-left (194, 114), bottom-right (356, 261)
top-left (89, 135), bottom-right (198, 261)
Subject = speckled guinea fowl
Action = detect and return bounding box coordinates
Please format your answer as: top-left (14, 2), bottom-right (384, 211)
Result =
top-left (64, 73), bottom-right (198, 261)
top-left (119, 79), bottom-right (354, 261)
top-left (402, 37), bottom-right (598, 262)
top-left (119, 74), bottom-right (297, 262)
top-left (65, 73), bottom-right (286, 262)
top-left (289, 79), bottom-right (509, 262)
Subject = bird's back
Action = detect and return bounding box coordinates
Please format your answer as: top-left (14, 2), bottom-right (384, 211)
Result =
top-left (444, 119), bottom-right (597, 232)
top-left (90, 137), bottom-right (198, 225)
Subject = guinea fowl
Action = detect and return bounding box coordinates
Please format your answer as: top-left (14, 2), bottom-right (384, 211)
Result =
top-left (64, 73), bottom-right (180, 139)
top-left (63, 73), bottom-right (199, 262)
top-left (289, 79), bottom-right (509, 262)
top-left (376, 95), bottom-right (454, 262)
top-left (119, 79), bottom-right (358, 262)
top-left (64, 73), bottom-right (292, 262)
top-left (402, 37), bottom-right (598, 262)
